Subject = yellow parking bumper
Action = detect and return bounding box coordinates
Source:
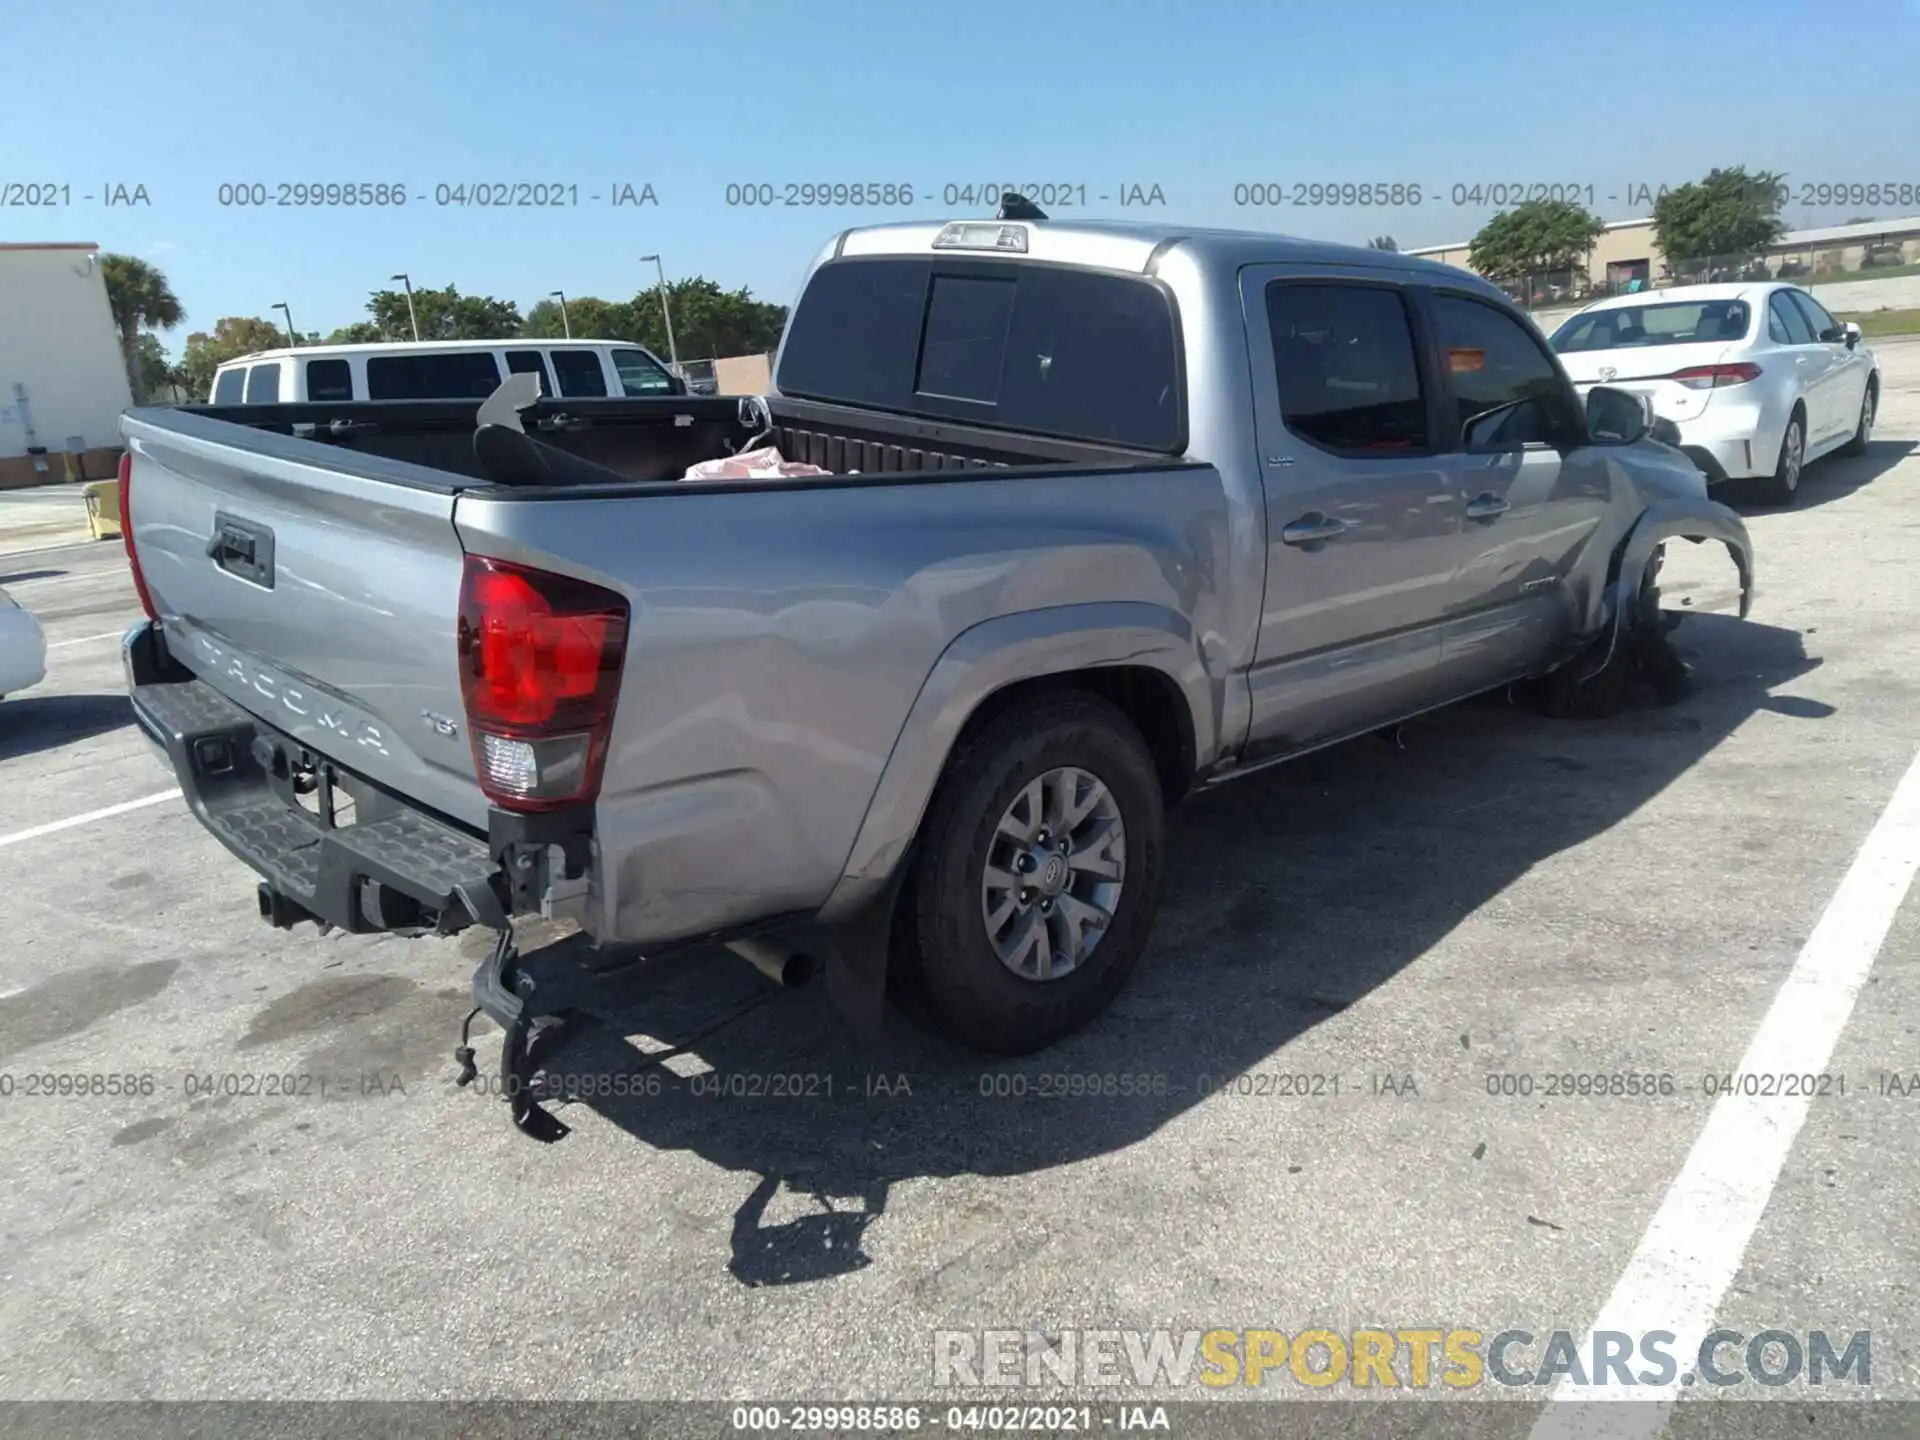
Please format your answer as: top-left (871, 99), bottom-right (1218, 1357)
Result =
top-left (84, 480), bottom-right (121, 540)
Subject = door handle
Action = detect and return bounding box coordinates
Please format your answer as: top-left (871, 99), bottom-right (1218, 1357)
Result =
top-left (1280, 513), bottom-right (1350, 546)
top-left (1465, 493), bottom-right (1510, 522)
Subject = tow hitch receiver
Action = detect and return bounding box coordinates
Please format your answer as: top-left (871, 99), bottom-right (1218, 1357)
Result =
top-left (455, 922), bottom-right (571, 1142)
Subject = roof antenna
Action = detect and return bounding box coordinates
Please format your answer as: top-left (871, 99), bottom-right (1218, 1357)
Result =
top-left (997, 191), bottom-right (1047, 222)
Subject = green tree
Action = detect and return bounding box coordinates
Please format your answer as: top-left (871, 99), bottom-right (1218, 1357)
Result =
top-left (1651, 166), bottom-right (1786, 263)
top-left (174, 316), bottom-right (287, 399)
top-left (624, 278), bottom-right (788, 361)
top-left (519, 295), bottom-right (636, 341)
top-left (100, 253), bottom-right (185, 403)
top-left (363, 283), bottom-right (522, 340)
top-left (1367, 235), bottom-right (1398, 251)
top-left (1467, 199), bottom-right (1606, 283)
top-left (134, 334), bottom-right (176, 401)
top-left (519, 298), bottom-right (569, 338)
top-left (325, 322), bottom-right (386, 343)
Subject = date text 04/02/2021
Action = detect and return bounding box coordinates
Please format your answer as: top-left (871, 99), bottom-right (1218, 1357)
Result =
top-left (721, 183), bottom-right (1167, 208)
top-left (209, 182), bottom-right (659, 208)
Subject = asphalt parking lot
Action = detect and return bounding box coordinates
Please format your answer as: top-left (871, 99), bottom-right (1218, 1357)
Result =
top-left (3, 351), bottom-right (1919, 1433)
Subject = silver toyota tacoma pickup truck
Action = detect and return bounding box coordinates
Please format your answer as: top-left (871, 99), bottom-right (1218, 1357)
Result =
top-left (120, 206), bottom-right (1752, 1130)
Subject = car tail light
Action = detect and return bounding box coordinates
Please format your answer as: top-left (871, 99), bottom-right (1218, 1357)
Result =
top-left (457, 556), bottom-right (629, 812)
top-left (118, 451), bottom-right (159, 622)
top-left (1669, 362), bottom-right (1762, 389)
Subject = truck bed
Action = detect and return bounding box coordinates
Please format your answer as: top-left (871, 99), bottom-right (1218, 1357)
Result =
top-left (179, 393), bottom-right (1165, 492)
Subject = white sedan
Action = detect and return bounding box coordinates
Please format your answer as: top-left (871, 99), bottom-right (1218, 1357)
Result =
top-left (0, 585), bottom-right (48, 699)
top-left (1548, 282), bottom-right (1880, 505)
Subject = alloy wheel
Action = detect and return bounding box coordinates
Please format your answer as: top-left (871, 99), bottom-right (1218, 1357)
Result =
top-left (980, 766), bottom-right (1126, 980)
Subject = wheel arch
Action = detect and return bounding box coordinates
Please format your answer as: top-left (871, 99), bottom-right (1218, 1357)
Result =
top-left (813, 602), bottom-right (1215, 926)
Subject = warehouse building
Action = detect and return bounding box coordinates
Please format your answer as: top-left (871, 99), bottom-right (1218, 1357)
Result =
top-left (0, 242), bottom-right (132, 489)
top-left (1406, 214), bottom-right (1920, 303)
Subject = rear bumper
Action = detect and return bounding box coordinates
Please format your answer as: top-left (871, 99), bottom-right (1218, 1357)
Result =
top-left (1667, 400), bottom-right (1782, 482)
top-left (124, 621), bottom-right (509, 937)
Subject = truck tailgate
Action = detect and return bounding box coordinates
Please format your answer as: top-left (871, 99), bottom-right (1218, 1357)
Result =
top-left (122, 411), bottom-right (487, 830)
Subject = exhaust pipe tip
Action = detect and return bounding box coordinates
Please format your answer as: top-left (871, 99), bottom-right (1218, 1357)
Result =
top-left (727, 936), bottom-right (815, 989)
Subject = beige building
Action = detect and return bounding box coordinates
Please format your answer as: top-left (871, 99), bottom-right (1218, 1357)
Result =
top-left (0, 241), bottom-right (132, 488)
top-left (1407, 214), bottom-right (1920, 299)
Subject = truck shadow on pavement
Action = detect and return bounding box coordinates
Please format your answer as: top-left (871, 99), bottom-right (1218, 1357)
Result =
top-left (504, 614), bottom-right (1818, 1286)
top-left (0, 693), bottom-right (133, 762)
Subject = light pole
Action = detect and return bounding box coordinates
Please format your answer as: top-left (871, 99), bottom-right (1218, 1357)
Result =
top-left (549, 289), bottom-right (571, 339)
top-left (640, 253), bottom-right (679, 369)
top-left (273, 302), bottom-right (298, 348)
top-left (390, 273), bottom-right (420, 341)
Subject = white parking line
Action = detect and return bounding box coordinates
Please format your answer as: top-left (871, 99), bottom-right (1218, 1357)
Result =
top-left (47, 630), bottom-right (128, 649)
top-left (0, 790), bottom-right (182, 851)
top-left (1530, 743), bottom-right (1920, 1437)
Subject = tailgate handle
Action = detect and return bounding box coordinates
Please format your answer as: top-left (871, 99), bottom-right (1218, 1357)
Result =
top-left (206, 525), bottom-right (254, 563)
top-left (206, 512), bottom-right (276, 588)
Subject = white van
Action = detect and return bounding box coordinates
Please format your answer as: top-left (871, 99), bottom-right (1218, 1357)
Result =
top-left (208, 339), bottom-right (684, 405)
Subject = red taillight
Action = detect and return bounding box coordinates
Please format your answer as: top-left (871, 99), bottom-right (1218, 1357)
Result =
top-left (457, 556), bottom-right (628, 812)
top-left (117, 450), bottom-right (159, 622)
top-left (1669, 362), bottom-right (1762, 389)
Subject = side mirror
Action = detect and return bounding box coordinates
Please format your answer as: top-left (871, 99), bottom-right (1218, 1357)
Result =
top-left (1586, 385), bottom-right (1650, 445)
top-left (1842, 321), bottom-right (1863, 349)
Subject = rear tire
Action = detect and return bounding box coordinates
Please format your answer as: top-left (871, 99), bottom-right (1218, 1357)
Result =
top-left (1839, 378), bottom-right (1877, 458)
top-left (1753, 409), bottom-right (1805, 506)
top-left (907, 692), bottom-right (1166, 1055)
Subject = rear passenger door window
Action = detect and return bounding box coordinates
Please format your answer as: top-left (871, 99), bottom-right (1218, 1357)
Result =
top-left (244, 363), bottom-right (282, 404)
top-left (1770, 293), bottom-right (1816, 346)
top-left (549, 350), bottom-right (609, 398)
top-left (305, 358), bottom-right (352, 401)
top-left (1262, 282), bottom-right (1428, 452)
top-left (1787, 290), bottom-right (1840, 343)
top-left (1426, 294), bottom-right (1575, 448)
top-left (365, 351), bottom-right (504, 400)
top-left (505, 349), bottom-right (554, 397)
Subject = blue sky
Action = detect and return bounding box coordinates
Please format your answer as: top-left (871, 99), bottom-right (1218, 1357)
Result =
top-left (5, 0), bottom-right (1917, 357)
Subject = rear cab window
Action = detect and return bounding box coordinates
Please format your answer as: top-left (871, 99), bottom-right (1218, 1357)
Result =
top-left (212, 368), bottom-right (246, 404)
top-left (1262, 282), bottom-right (1428, 453)
top-left (550, 350), bottom-right (610, 398)
top-left (244, 362), bottom-right (283, 404)
top-left (365, 351), bottom-right (504, 400)
top-left (776, 257), bottom-right (1185, 452)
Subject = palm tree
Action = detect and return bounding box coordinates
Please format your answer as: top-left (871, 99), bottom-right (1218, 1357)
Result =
top-left (101, 254), bottom-right (184, 404)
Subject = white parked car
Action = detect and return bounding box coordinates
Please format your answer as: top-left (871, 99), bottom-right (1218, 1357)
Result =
top-left (0, 585), bottom-right (47, 700)
top-left (1548, 283), bottom-right (1879, 505)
